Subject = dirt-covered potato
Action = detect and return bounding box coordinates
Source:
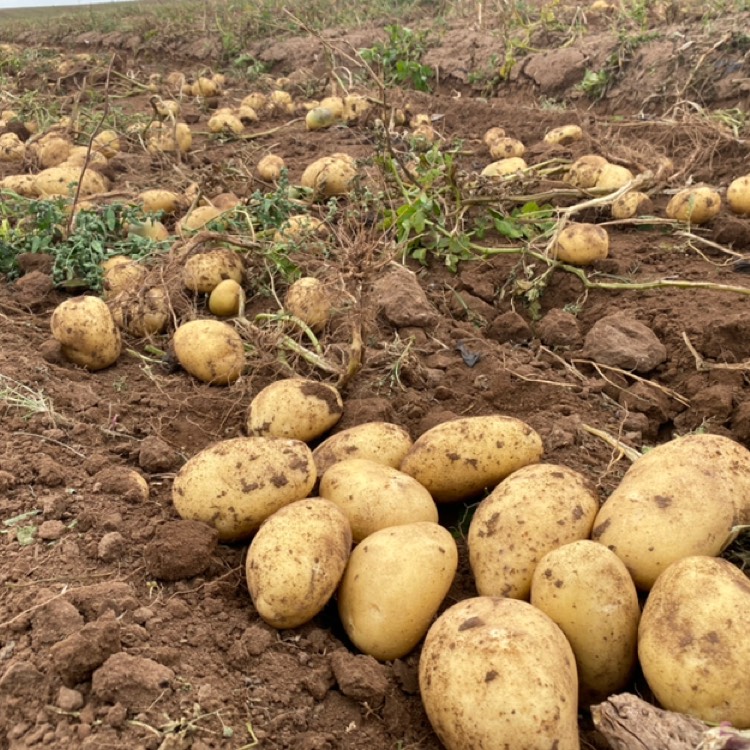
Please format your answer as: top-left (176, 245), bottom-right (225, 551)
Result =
top-left (245, 497), bottom-right (352, 628)
top-left (531, 540), bottom-right (640, 705)
top-left (50, 295), bottom-right (122, 371)
top-left (256, 153), bottom-right (285, 182)
top-left (62, 146), bottom-right (108, 169)
top-left (101, 255), bottom-right (148, 300)
top-left (182, 249), bottom-right (244, 293)
top-left (399, 415), bottom-right (543, 503)
top-left (727, 173), bottom-right (750, 215)
top-left (342, 94), bottom-right (369, 122)
top-left (306, 107), bottom-right (336, 131)
top-left (0, 174), bottom-right (38, 197)
top-left (488, 137), bottom-right (525, 159)
top-left (246, 378), bottom-right (343, 442)
top-left (269, 89), bottom-right (294, 114)
top-left (207, 112), bottom-right (243, 134)
top-left (552, 222), bottom-right (609, 265)
top-left (543, 124), bottom-right (583, 145)
top-left (565, 154), bottom-right (608, 188)
top-left (36, 136), bottom-right (71, 168)
top-left (178, 205), bottom-right (225, 233)
top-left (318, 96), bottom-right (344, 119)
top-left (482, 126), bottom-right (506, 147)
top-left (91, 129), bottom-right (120, 158)
top-left (638, 556), bottom-right (750, 727)
top-left (611, 190), bottom-right (653, 219)
top-left (109, 286), bottom-right (170, 337)
top-left (173, 436), bottom-right (316, 540)
top-left (595, 163), bottom-right (634, 191)
top-left (139, 189), bottom-right (183, 215)
top-left (147, 121), bottom-right (192, 154)
top-left (665, 185), bottom-right (721, 224)
top-left (480, 157), bottom-right (527, 178)
top-left (320, 458), bottom-right (438, 541)
top-left (126, 218), bottom-right (169, 242)
top-left (172, 319), bottom-right (245, 384)
top-left (284, 277), bottom-right (332, 332)
top-left (313, 422), bottom-right (414, 477)
top-left (468, 463), bottom-right (599, 599)
top-left (34, 166), bottom-right (108, 197)
top-left (193, 76), bottom-right (220, 97)
top-left (419, 597), bottom-right (579, 750)
top-left (242, 92), bottom-right (267, 112)
top-left (301, 155), bottom-right (357, 198)
top-left (208, 278), bottom-right (244, 317)
top-left (274, 215), bottom-right (325, 243)
top-left (0, 132), bottom-right (25, 163)
top-left (338, 522), bottom-right (457, 660)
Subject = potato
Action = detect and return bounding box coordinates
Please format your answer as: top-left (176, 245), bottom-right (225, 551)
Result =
top-left (482, 126), bottom-right (506, 147)
top-left (256, 154), bottom-right (285, 182)
top-left (318, 96), bottom-right (344, 120)
top-left (182, 249), bottom-right (244, 293)
top-left (210, 192), bottom-right (240, 211)
top-left (269, 89), bottom-right (294, 113)
top-left (246, 497), bottom-right (352, 628)
top-left (727, 173), bottom-right (750, 215)
top-left (666, 186), bottom-right (721, 224)
top-left (109, 286), bottom-right (170, 337)
top-left (489, 137), bottom-right (525, 159)
top-left (611, 190), bottom-right (653, 219)
top-left (92, 129), bottom-right (120, 158)
top-left (147, 121), bottom-right (192, 154)
top-left (565, 154), bottom-right (608, 188)
top-left (62, 146), bottom-right (108, 169)
top-left (468, 463), bottom-right (599, 599)
top-left (172, 319), bottom-right (245, 384)
top-left (552, 222), bottom-right (609, 265)
top-left (480, 157), bottom-right (527, 178)
top-left (207, 112), bottom-right (244, 134)
top-left (237, 105), bottom-right (258, 124)
top-left (34, 166), bottom-right (108, 198)
top-left (342, 94), bottom-right (369, 122)
top-left (412, 123), bottom-right (436, 149)
top-left (0, 174), bottom-right (37, 197)
top-left (50, 295), bottom-right (122, 371)
top-left (543, 124), bottom-right (583, 145)
top-left (301, 156), bottom-right (357, 198)
top-left (320, 458), bottom-right (438, 541)
top-left (400, 415), bottom-right (543, 503)
top-left (208, 278), bottom-right (244, 317)
top-left (305, 107), bottom-right (336, 131)
top-left (101, 255), bottom-right (148, 299)
top-left (0, 132), bottom-right (25, 163)
top-left (591, 434), bottom-right (739, 590)
top-left (338, 522), bottom-right (457, 660)
top-left (193, 76), bottom-right (220, 97)
top-left (638, 556), bottom-right (750, 727)
top-left (313, 421), bottom-right (413, 477)
top-left (242, 92), bottom-right (267, 111)
top-left (595, 163), bottom-right (634, 191)
top-left (531, 540), bottom-right (640, 705)
top-left (284, 276), bottom-right (332, 332)
top-left (36, 136), bottom-right (71, 168)
top-left (419, 597), bottom-right (579, 750)
top-left (274, 215), bottom-right (325, 243)
top-left (126, 218), bottom-right (169, 242)
top-left (178, 205), bottom-right (225, 233)
top-left (173, 436), bottom-right (316, 540)
top-left (247, 378), bottom-right (343, 441)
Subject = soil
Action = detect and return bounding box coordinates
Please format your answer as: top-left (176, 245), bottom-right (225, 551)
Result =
top-left (1, 5), bottom-right (750, 750)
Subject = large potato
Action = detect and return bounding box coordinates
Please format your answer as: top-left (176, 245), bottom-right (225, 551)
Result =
top-left (319, 458), bottom-right (438, 541)
top-left (565, 154), bottom-right (608, 188)
top-left (245, 498), bottom-right (352, 628)
top-left (246, 378), bottom-right (343, 442)
top-left (419, 597), bottom-right (579, 750)
top-left (173, 436), bottom-right (316, 541)
top-left (727, 173), bottom-right (750, 215)
top-left (284, 277), bottom-right (332, 333)
top-left (591, 435), bottom-right (739, 590)
top-left (399, 415), bottom-right (543, 503)
top-left (108, 286), bottom-right (170, 337)
top-left (313, 421), bottom-right (413, 477)
top-left (182, 249), bottom-right (244, 293)
top-left (34, 166), bottom-right (108, 197)
top-left (638, 556), bottom-right (750, 727)
top-left (338, 522), bottom-right (457, 660)
top-left (50, 295), bottom-right (121, 371)
top-left (101, 255), bottom-right (147, 300)
top-left (531, 540), bottom-right (640, 705)
top-left (552, 223), bottom-right (609, 265)
top-left (468, 463), bottom-right (599, 599)
top-left (172, 319), bottom-right (245, 384)
top-left (665, 186), bottom-right (721, 224)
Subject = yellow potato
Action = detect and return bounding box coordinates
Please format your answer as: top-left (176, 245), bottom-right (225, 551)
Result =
top-left (108, 286), bottom-right (170, 337)
top-left (0, 132), bottom-right (26, 163)
top-left (50, 295), bottom-right (122, 371)
top-left (595, 163), bottom-right (634, 191)
top-left (419, 597), bottom-right (579, 750)
top-left (62, 146), bottom-right (108, 169)
top-left (246, 497), bottom-right (352, 628)
top-left (727, 174), bottom-right (750, 215)
top-left (638, 556), bottom-right (750, 727)
top-left (666, 186), bottom-right (721, 224)
top-left (182, 249), bottom-right (244, 293)
top-left (318, 96), bottom-right (344, 120)
top-left (284, 277), bottom-right (332, 333)
top-left (611, 190), bottom-right (653, 219)
top-left (531, 540), bottom-right (640, 705)
top-left (320, 458), bottom-right (438, 541)
top-left (34, 166), bottom-right (108, 197)
top-left (178, 205), bottom-right (225, 233)
top-left (301, 156), bottom-right (356, 198)
top-left (91, 129), bottom-right (120, 158)
top-left (207, 112), bottom-right (244, 134)
top-left (468, 463), bottom-right (599, 599)
top-left (543, 124), bottom-right (583, 145)
top-left (256, 154), bottom-right (285, 182)
top-left (399, 415), bottom-right (543, 503)
top-left (36, 136), bottom-right (71, 168)
top-left (565, 154), bottom-right (608, 188)
top-left (127, 218), bottom-right (169, 242)
top-left (147, 121), bottom-right (192, 154)
top-left (101, 255), bottom-right (148, 300)
top-left (208, 278), bottom-right (244, 317)
top-left (172, 319), bottom-right (245, 384)
top-left (480, 157), bottom-right (527, 178)
top-left (273, 215), bottom-right (325, 243)
top-left (247, 378), bottom-right (343, 442)
top-left (0, 174), bottom-right (38, 197)
top-left (488, 137), bottom-right (525, 159)
top-left (173, 436), bottom-right (316, 540)
top-left (193, 76), bottom-right (220, 97)
top-left (237, 105), bottom-right (258, 124)
top-left (338, 522), bottom-right (457, 660)
top-left (305, 107), bottom-right (336, 131)
top-left (342, 94), bottom-right (369, 122)
top-left (482, 126), bottom-right (506, 147)
top-left (552, 222), bottom-right (609, 265)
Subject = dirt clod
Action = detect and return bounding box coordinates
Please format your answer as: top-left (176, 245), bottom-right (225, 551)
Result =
top-left (91, 652), bottom-right (174, 710)
top-left (143, 519), bottom-right (218, 580)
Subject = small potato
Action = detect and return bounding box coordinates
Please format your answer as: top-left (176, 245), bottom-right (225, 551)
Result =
top-left (531, 540), bottom-right (640, 705)
top-left (208, 278), bottom-right (244, 317)
top-left (488, 137), bottom-right (525, 159)
top-left (313, 421), bottom-right (413, 477)
top-left (269, 89), bottom-right (294, 113)
top-left (207, 112), bottom-right (244, 134)
top-left (182, 249), bottom-right (244, 293)
top-left (126, 218), bottom-right (169, 242)
top-left (92, 129), bottom-right (120, 158)
top-left (727, 173), bottom-right (750, 215)
top-left (274, 214), bottom-right (325, 243)
top-left (284, 277), bottom-right (332, 332)
top-left (301, 156), bottom-right (357, 198)
top-left (338, 522), bottom-right (457, 660)
top-left (247, 378), bottom-right (343, 442)
top-left (101, 255), bottom-right (148, 300)
top-left (318, 96), bottom-right (344, 120)
top-left (178, 206), bottom-right (225, 233)
top-left (172, 319), bottom-right (245, 384)
top-left (257, 153), bottom-right (285, 182)
top-left (305, 107), bottom-right (336, 131)
top-left (400, 415), bottom-right (543, 503)
top-left (638, 556), bottom-right (750, 727)
top-left (237, 105), bottom-right (258, 124)
top-left (0, 132), bottom-right (25, 163)
top-left (108, 286), bottom-right (170, 337)
top-left (543, 124), bottom-right (583, 145)
top-left (62, 146), bottom-right (108, 169)
top-left (147, 121), bottom-right (192, 154)
top-left (0, 174), bottom-right (38, 197)
top-left (246, 497), bottom-right (352, 628)
top-left (480, 157), bottom-right (527, 178)
top-left (173, 436), bottom-right (316, 540)
top-left (595, 163), bottom-right (634, 191)
top-left (565, 154), bottom-right (608, 188)
top-left (342, 94), bottom-right (369, 122)
top-left (50, 295), bottom-right (122, 371)
top-left (482, 126), bottom-right (506, 147)
top-left (611, 190), bottom-right (653, 219)
top-left (412, 123), bottom-right (436, 150)
top-left (419, 597), bottom-right (579, 750)
top-left (666, 186), bottom-right (721, 224)
top-left (552, 222), bottom-right (609, 265)
top-left (193, 76), bottom-right (220, 97)
top-left (320, 458), bottom-right (438, 541)
top-left (36, 136), bottom-right (71, 168)
top-left (242, 92), bottom-right (267, 111)
top-left (139, 189), bottom-right (183, 215)
top-left (468, 463), bottom-right (599, 599)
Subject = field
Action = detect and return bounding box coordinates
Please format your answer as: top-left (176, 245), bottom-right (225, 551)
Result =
top-left (1, 1), bottom-right (750, 748)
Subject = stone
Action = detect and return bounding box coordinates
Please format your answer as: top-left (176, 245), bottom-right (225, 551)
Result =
top-left (56, 687), bottom-right (85, 712)
top-left (583, 313), bottom-right (667, 373)
top-left (523, 48), bottom-right (587, 94)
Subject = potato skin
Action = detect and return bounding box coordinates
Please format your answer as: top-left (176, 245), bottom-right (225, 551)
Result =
top-left (552, 223), bottom-right (609, 266)
top-left (182, 249), bottom-right (244, 293)
top-left (419, 596), bottom-right (580, 750)
top-left (245, 498), bottom-right (352, 629)
top-left (399, 415), bottom-right (543, 503)
top-left (172, 436), bottom-right (316, 541)
top-left (338, 522), bottom-right (457, 660)
top-left (638, 556), bottom-right (750, 727)
top-left (531, 540), bottom-right (640, 705)
top-left (319, 458), bottom-right (438, 541)
top-left (468, 463), bottom-right (599, 599)
top-left (666, 186), bottom-right (721, 224)
top-left (172, 319), bottom-right (245, 384)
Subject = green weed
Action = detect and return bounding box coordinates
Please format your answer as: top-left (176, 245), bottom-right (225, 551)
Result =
top-left (360, 25), bottom-right (434, 91)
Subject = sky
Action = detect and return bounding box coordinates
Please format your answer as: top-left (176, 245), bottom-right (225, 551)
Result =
top-left (0, 0), bottom-right (134, 8)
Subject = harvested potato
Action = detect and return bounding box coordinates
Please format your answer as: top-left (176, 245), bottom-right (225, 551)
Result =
top-left (34, 166), bottom-right (108, 197)
top-left (210, 192), bottom-right (240, 211)
top-left (318, 96), bottom-right (344, 120)
top-left (207, 112), bottom-right (243, 134)
top-left (247, 378), bottom-right (343, 441)
top-left (543, 124), bottom-right (583, 145)
top-left (62, 146), bottom-right (108, 169)
top-left (246, 497), bottom-right (352, 628)
top-left (182, 249), bottom-right (244, 293)
top-left (565, 154), bottom-right (608, 188)
top-left (412, 123), bottom-right (436, 149)
top-left (284, 276), bottom-right (332, 332)
top-left (595, 163), bottom-right (634, 191)
top-left (193, 76), bottom-right (220, 97)
top-left (301, 155), bottom-right (357, 198)
top-left (305, 107), bottom-right (336, 131)
top-left (101, 255), bottom-right (148, 299)
top-left (552, 222), bottom-right (609, 265)
top-left (531, 540), bottom-right (640, 705)
top-left (481, 157), bottom-right (527, 178)
top-left (139, 189), bottom-right (183, 215)
top-left (237, 105), bottom-right (258, 124)
top-left (91, 129), bottom-right (120, 158)
top-left (665, 186), bottom-right (721, 224)
top-left (468, 463), bottom-right (599, 599)
top-left (50, 295), bottom-right (122, 371)
top-left (173, 436), bottom-right (315, 540)
top-left (482, 126), bottom-right (506, 147)
top-left (611, 190), bottom-right (653, 219)
top-left (419, 597), bottom-right (579, 750)
top-left (320, 458), bottom-right (438, 541)
top-left (147, 121), bottom-right (192, 154)
top-left (0, 132), bottom-right (25, 163)
top-left (257, 154), bottom-right (285, 182)
top-left (274, 214), bottom-right (325, 243)
top-left (242, 92), bottom-right (267, 111)
top-left (1, 174), bottom-right (38, 197)
top-left (269, 89), bottom-right (294, 113)
top-left (172, 319), bottom-right (245, 384)
top-left (126, 218), bottom-right (169, 242)
top-left (727, 174), bottom-right (750, 215)
top-left (638, 556), bottom-right (750, 727)
top-left (36, 136), bottom-right (71, 168)
top-left (489, 137), bottom-right (525, 159)
top-left (400, 415), bottom-right (543, 503)
top-left (208, 278), bottom-right (244, 317)
top-left (313, 422), bottom-right (413, 477)
top-left (178, 205), bottom-right (225, 233)
top-left (109, 286), bottom-right (170, 337)
top-left (338, 522), bottom-right (457, 660)
top-left (342, 94), bottom-right (370, 122)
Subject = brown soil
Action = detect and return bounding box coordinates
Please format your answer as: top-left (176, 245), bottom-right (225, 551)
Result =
top-left (1, 7), bottom-right (750, 750)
